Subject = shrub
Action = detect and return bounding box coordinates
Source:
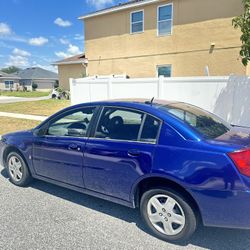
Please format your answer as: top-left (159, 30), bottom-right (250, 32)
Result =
top-left (32, 82), bottom-right (38, 91)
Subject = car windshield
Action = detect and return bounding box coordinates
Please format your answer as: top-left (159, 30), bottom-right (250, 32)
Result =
top-left (158, 103), bottom-right (231, 139)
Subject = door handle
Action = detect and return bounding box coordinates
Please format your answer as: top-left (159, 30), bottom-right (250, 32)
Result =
top-left (68, 143), bottom-right (81, 151)
top-left (128, 149), bottom-right (140, 157)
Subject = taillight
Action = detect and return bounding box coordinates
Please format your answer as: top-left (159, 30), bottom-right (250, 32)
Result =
top-left (228, 149), bottom-right (250, 177)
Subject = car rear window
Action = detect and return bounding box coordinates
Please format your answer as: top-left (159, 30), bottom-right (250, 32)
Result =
top-left (159, 103), bottom-right (230, 139)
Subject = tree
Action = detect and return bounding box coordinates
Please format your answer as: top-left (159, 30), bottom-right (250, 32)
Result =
top-left (1, 66), bottom-right (21, 74)
top-left (232, 0), bottom-right (250, 66)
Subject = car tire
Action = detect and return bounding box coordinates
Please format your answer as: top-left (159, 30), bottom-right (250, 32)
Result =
top-left (140, 187), bottom-right (197, 242)
top-left (6, 151), bottom-right (33, 187)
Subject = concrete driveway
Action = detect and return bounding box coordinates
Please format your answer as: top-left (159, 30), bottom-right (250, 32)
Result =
top-left (0, 164), bottom-right (250, 250)
top-left (0, 95), bottom-right (50, 104)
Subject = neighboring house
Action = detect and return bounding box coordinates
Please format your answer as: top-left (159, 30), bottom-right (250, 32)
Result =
top-left (0, 71), bottom-right (20, 91)
top-left (52, 54), bottom-right (87, 90)
top-left (79, 0), bottom-right (248, 77)
top-left (16, 67), bottom-right (58, 91)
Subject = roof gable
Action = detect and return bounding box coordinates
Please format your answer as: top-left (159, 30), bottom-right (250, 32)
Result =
top-left (0, 70), bottom-right (20, 78)
top-left (52, 53), bottom-right (87, 65)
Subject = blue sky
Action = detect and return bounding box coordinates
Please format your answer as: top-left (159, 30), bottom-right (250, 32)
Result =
top-left (0, 0), bottom-right (127, 72)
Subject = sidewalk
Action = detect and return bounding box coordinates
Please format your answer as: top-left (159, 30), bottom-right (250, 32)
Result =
top-left (0, 111), bottom-right (47, 121)
top-left (0, 95), bottom-right (50, 104)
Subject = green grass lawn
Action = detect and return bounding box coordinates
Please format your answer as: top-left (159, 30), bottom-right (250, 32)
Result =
top-left (0, 99), bottom-right (70, 116)
top-left (0, 117), bottom-right (40, 135)
top-left (0, 91), bottom-right (51, 98)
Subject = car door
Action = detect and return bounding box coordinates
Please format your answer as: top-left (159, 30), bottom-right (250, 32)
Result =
top-left (84, 106), bottom-right (162, 201)
top-left (32, 106), bottom-right (98, 187)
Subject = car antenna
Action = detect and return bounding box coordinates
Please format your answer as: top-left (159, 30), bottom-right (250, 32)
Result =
top-left (145, 97), bottom-right (154, 105)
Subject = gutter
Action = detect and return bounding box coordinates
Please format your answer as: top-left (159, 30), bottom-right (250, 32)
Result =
top-left (52, 59), bottom-right (88, 66)
top-left (78, 0), bottom-right (160, 20)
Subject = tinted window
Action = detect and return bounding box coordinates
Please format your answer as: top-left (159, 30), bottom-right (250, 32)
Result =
top-left (140, 115), bottom-right (161, 143)
top-left (157, 65), bottom-right (172, 77)
top-left (47, 107), bottom-right (96, 137)
top-left (95, 107), bottom-right (143, 141)
top-left (131, 10), bottom-right (143, 33)
top-left (159, 103), bottom-right (230, 139)
top-left (158, 4), bottom-right (172, 36)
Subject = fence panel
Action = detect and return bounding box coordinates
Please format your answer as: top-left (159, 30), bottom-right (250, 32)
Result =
top-left (70, 76), bottom-right (250, 127)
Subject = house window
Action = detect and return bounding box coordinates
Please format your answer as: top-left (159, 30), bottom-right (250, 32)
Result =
top-left (5, 80), bottom-right (14, 89)
top-left (131, 10), bottom-right (144, 34)
top-left (157, 65), bottom-right (172, 77)
top-left (157, 4), bottom-right (173, 36)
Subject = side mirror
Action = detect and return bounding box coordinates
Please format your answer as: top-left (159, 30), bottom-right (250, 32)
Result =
top-left (33, 124), bottom-right (49, 137)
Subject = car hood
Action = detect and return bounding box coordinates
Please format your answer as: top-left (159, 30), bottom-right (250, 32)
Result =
top-left (214, 126), bottom-right (250, 148)
top-left (3, 130), bottom-right (33, 139)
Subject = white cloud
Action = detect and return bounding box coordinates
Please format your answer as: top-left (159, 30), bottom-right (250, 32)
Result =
top-left (29, 36), bottom-right (48, 46)
top-left (59, 38), bottom-right (70, 45)
top-left (55, 44), bottom-right (81, 58)
top-left (0, 41), bottom-right (15, 49)
top-left (86, 0), bottom-right (113, 9)
top-left (0, 23), bottom-right (12, 35)
top-left (5, 47), bottom-right (31, 68)
top-left (32, 63), bottom-right (58, 73)
top-left (13, 48), bottom-right (31, 57)
top-left (6, 55), bottom-right (29, 67)
top-left (68, 44), bottom-right (81, 54)
top-left (54, 17), bottom-right (72, 27)
top-left (74, 34), bottom-right (84, 41)
top-left (0, 23), bottom-right (26, 43)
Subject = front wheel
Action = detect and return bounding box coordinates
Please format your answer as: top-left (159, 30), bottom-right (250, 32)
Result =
top-left (140, 187), bottom-right (197, 242)
top-left (6, 151), bottom-right (33, 187)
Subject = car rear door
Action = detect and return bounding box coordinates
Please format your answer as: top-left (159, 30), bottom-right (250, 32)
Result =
top-left (32, 106), bottom-right (98, 187)
top-left (84, 106), bottom-right (162, 201)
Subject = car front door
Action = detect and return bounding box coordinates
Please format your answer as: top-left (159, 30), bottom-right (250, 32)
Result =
top-left (84, 106), bottom-right (162, 201)
top-left (32, 106), bottom-right (97, 187)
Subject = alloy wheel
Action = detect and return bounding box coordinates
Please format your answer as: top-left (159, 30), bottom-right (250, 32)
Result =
top-left (8, 156), bottom-right (23, 182)
top-left (147, 194), bottom-right (186, 236)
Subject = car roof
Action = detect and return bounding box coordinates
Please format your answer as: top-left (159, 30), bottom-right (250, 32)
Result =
top-left (73, 98), bottom-right (180, 110)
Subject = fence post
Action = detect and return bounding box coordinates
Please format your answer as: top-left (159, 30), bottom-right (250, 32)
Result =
top-left (158, 76), bottom-right (164, 99)
top-left (107, 76), bottom-right (113, 99)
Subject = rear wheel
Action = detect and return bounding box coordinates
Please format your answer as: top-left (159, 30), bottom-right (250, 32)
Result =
top-left (140, 187), bottom-right (197, 242)
top-left (6, 151), bottom-right (33, 187)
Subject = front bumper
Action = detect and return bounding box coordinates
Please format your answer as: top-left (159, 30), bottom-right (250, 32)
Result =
top-left (0, 140), bottom-right (6, 168)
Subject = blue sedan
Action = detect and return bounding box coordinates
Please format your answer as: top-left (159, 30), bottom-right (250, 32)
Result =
top-left (1, 99), bottom-right (250, 242)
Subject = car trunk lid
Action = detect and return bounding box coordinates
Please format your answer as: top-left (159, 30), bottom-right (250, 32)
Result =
top-left (213, 126), bottom-right (250, 148)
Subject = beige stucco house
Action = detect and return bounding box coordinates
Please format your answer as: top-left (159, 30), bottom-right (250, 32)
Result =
top-left (79, 0), bottom-right (248, 78)
top-left (53, 54), bottom-right (87, 90)
top-left (0, 71), bottom-right (20, 90)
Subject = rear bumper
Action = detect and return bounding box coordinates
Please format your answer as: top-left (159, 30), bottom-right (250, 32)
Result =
top-left (191, 189), bottom-right (250, 229)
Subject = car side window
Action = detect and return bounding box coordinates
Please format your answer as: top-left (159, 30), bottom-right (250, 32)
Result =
top-left (140, 115), bottom-right (161, 143)
top-left (47, 107), bottom-right (96, 137)
top-left (95, 107), bottom-right (143, 141)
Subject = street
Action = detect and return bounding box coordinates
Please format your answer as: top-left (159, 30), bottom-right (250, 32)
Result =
top-left (0, 164), bottom-right (250, 250)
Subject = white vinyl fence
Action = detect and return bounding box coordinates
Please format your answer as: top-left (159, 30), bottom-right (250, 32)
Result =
top-left (70, 75), bottom-right (250, 127)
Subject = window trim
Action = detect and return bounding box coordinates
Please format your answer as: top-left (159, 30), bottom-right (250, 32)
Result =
top-left (91, 105), bottom-right (162, 144)
top-left (156, 64), bottom-right (172, 77)
top-left (157, 3), bottom-right (173, 37)
top-left (130, 9), bottom-right (144, 34)
top-left (4, 80), bottom-right (14, 89)
top-left (43, 106), bottom-right (99, 139)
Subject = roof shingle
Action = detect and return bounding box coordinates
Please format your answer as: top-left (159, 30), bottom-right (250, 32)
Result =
top-left (16, 67), bottom-right (58, 79)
